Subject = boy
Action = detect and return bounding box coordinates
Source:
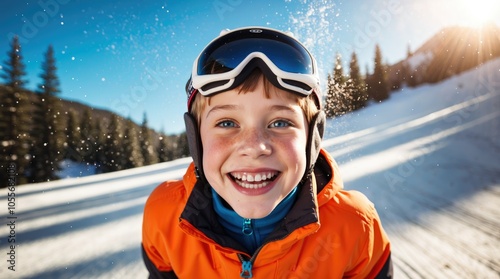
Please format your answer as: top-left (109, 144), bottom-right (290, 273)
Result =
top-left (142, 27), bottom-right (392, 278)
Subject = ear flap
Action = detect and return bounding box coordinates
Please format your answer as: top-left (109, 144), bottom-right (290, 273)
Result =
top-left (306, 110), bottom-right (326, 172)
top-left (184, 112), bottom-right (205, 182)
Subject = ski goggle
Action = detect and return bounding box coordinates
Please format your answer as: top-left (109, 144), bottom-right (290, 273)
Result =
top-left (187, 27), bottom-right (320, 111)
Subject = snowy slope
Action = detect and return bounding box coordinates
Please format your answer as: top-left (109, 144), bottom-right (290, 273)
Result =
top-left (323, 58), bottom-right (500, 278)
top-left (1, 58), bottom-right (499, 278)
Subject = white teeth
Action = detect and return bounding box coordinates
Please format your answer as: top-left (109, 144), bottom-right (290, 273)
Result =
top-left (255, 174), bottom-right (262, 182)
top-left (234, 180), bottom-right (270, 189)
top-left (230, 171), bottom-right (278, 188)
top-left (241, 173), bottom-right (274, 182)
top-left (246, 175), bottom-right (254, 182)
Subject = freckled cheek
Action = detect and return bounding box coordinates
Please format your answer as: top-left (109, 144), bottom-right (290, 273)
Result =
top-left (202, 136), bottom-right (236, 173)
top-left (273, 137), bottom-right (308, 162)
top-left (204, 137), bottom-right (233, 157)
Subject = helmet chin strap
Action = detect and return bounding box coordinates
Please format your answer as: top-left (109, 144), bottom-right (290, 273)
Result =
top-left (184, 110), bottom-right (326, 184)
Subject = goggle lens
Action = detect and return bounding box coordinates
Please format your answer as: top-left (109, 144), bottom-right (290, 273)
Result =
top-left (197, 29), bottom-right (315, 76)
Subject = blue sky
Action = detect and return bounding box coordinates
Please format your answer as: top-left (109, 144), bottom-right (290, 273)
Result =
top-left (1, 0), bottom-right (499, 134)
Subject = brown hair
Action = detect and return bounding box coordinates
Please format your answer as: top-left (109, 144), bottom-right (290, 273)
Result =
top-left (191, 69), bottom-right (319, 124)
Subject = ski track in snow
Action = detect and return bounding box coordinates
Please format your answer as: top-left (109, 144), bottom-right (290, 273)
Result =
top-left (0, 59), bottom-right (499, 278)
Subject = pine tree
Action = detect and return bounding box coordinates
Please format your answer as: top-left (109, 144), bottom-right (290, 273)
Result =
top-left (30, 45), bottom-right (64, 182)
top-left (400, 61), bottom-right (408, 88)
top-left (102, 115), bottom-right (124, 172)
top-left (64, 109), bottom-right (82, 163)
top-left (79, 108), bottom-right (96, 164)
top-left (323, 73), bottom-right (336, 118)
top-left (93, 119), bottom-right (106, 172)
top-left (29, 102), bottom-right (46, 183)
top-left (123, 119), bottom-right (144, 169)
top-left (181, 132), bottom-right (190, 158)
top-left (139, 113), bottom-right (159, 165)
top-left (333, 53), bottom-right (345, 86)
top-left (174, 132), bottom-right (190, 159)
top-left (324, 54), bottom-right (350, 117)
top-left (348, 52), bottom-right (368, 111)
top-left (157, 132), bottom-right (172, 162)
top-left (0, 36), bottom-right (31, 186)
top-left (406, 65), bottom-right (418, 88)
top-left (368, 44), bottom-right (389, 102)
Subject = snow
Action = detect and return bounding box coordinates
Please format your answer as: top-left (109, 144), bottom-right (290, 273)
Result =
top-left (1, 58), bottom-right (499, 278)
top-left (56, 159), bottom-right (97, 178)
top-left (406, 50), bottom-right (433, 70)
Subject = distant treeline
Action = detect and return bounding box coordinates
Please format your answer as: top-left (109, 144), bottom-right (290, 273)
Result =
top-left (0, 36), bottom-right (189, 188)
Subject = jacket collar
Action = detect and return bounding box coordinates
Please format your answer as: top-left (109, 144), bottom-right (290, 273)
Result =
top-left (314, 149), bottom-right (343, 206)
top-left (179, 148), bottom-right (343, 252)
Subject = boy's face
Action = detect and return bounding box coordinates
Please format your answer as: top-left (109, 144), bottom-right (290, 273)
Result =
top-left (200, 78), bottom-right (308, 219)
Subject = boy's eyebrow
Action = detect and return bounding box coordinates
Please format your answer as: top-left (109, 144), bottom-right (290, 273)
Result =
top-left (206, 104), bottom-right (240, 118)
top-left (271, 105), bottom-right (301, 114)
top-left (206, 104), bottom-right (300, 119)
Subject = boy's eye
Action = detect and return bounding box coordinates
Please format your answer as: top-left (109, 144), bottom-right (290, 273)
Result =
top-left (216, 120), bottom-right (237, 128)
top-left (269, 120), bottom-right (292, 128)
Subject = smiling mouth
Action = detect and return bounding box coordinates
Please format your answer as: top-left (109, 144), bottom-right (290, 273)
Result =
top-left (228, 171), bottom-right (280, 189)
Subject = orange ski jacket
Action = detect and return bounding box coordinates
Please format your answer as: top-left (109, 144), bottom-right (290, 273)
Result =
top-left (142, 149), bottom-right (392, 278)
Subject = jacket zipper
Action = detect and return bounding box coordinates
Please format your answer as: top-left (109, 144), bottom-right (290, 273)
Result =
top-left (242, 218), bottom-right (253, 236)
top-left (236, 217), bottom-right (321, 278)
top-left (237, 227), bottom-right (298, 278)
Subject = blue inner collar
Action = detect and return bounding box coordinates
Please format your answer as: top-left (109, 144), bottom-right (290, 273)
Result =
top-left (212, 186), bottom-right (298, 254)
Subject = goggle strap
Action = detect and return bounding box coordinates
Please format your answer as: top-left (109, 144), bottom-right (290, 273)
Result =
top-left (186, 78), bottom-right (197, 111)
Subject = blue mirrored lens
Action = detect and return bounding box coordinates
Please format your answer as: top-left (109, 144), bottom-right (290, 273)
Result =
top-left (198, 29), bottom-right (314, 75)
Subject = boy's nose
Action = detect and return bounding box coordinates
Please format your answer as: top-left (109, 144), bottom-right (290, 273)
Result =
top-left (237, 128), bottom-right (272, 158)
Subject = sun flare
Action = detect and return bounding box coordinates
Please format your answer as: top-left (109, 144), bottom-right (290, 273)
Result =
top-left (458, 0), bottom-right (500, 27)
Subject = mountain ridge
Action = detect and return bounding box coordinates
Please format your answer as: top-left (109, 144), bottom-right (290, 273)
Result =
top-left (387, 23), bottom-right (500, 87)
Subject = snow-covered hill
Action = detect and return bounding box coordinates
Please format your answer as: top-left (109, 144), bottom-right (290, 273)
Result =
top-left (1, 58), bottom-right (499, 278)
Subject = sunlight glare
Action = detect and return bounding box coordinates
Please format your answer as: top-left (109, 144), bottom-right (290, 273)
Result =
top-left (459, 0), bottom-right (499, 27)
